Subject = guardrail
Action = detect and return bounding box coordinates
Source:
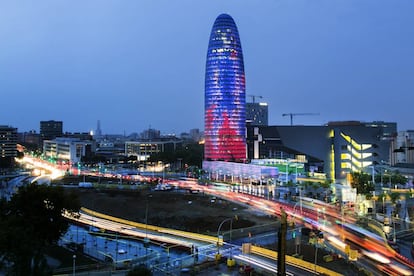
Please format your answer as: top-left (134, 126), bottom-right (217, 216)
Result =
top-left (251, 245), bottom-right (343, 276)
top-left (81, 207), bottom-right (217, 244)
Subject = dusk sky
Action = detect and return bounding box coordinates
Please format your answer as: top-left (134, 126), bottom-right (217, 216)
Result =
top-left (1, 1), bottom-right (413, 135)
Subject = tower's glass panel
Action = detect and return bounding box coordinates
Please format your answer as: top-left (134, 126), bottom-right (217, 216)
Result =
top-left (204, 14), bottom-right (246, 162)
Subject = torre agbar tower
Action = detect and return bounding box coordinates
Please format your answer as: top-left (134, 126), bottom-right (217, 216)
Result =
top-left (204, 14), bottom-right (246, 162)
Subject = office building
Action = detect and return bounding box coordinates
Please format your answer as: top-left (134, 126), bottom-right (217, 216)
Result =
top-left (43, 137), bottom-right (93, 165)
top-left (247, 121), bottom-right (396, 183)
top-left (94, 120), bottom-right (103, 140)
top-left (140, 128), bottom-right (161, 140)
top-left (0, 125), bottom-right (17, 167)
top-left (204, 13), bottom-right (246, 162)
top-left (40, 120), bottom-right (63, 141)
top-left (392, 130), bottom-right (414, 165)
top-left (18, 130), bottom-right (41, 149)
top-left (125, 139), bottom-right (182, 162)
top-left (246, 102), bottom-right (268, 126)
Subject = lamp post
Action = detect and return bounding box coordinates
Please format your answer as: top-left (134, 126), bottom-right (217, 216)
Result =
top-left (294, 163), bottom-right (298, 183)
top-left (393, 217), bottom-right (396, 243)
top-left (72, 254), bottom-right (76, 276)
top-left (144, 194), bottom-right (152, 264)
top-left (216, 217), bottom-right (234, 259)
top-left (285, 161), bottom-right (289, 184)
top-left (314, 244), bottom-right (318, 273)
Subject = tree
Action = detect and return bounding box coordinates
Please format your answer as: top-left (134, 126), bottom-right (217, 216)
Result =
top-left (0, 184), bottom-right (80, 275)
top-left (375, 172), bottom-right (408, 187)
top-left (350, 172), bottom-right (374, 195)
top-left (389, 192), bottom-right (401, 218)
top-left (148, 142), bottom-right (203, 169)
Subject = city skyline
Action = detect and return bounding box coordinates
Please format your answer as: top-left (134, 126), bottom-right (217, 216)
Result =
top-left (1, 1), bottom-right (414, 135)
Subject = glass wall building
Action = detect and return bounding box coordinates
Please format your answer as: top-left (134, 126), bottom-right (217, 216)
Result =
top-left (246, 102), bottom-right (269, 126)
top-left (204, 14), bottom-right (246, 162)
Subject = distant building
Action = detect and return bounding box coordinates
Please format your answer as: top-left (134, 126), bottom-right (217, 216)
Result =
top-left (43, 137), bottom-right (93, 165)
top-left (180, 128), bottom-right (203, 142)
top-left (125, 138), bottom-right (182, 162)
top-left (95, 141), bottom-right (125, 164)
top-left (95, 120), bottom-right (103, 138)
top-left (246, 102), bottom-right (268, 126)
top-left (189, 128), bottom-right (202, 142)
top-left (0, 125), bottom-right (17, 167)
top-left (204, 14), bottom-right (246, 162)
top-left (40, 120), bottom-right (63, 141)
top-left (64, 132), bottom-right (94, 141)
top-left (391, 130), bottom-right (414, 165)
top-left (18, 130), bottom-right (41, 149)
top-left (140, 128), bottom-right (161, 140)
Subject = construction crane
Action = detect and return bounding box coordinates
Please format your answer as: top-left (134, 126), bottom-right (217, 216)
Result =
top-left (282, 113), bottom-right (320, 126)
top-left (247, 95), bottom-right (263, 103)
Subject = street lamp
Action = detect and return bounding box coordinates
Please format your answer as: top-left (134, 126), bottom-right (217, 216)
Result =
top-left (285, 161), bottom-right (289, 184)
top-left (72, 254), bottom-right (76, 276)
top-left (294, 162), bottom-right (299, 183)
top-left (393, 218), bottom-right (396, 243)
top-left (216, 217), bottom-right (235, 265)
top-left (144, 194), bottom-right (152, 264)
top-left (314, 243), bottom-right (318, 273)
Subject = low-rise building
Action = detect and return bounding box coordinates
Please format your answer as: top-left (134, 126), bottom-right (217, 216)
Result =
top-left (43, 137), bottom-right (93, 164)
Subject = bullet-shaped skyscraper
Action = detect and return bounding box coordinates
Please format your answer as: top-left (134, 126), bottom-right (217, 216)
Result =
top-left (204, 14), bottom-right (246, 162)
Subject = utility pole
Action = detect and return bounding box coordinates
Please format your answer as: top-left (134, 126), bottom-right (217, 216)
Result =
top-left (277, 209), bottom-right (287, 276)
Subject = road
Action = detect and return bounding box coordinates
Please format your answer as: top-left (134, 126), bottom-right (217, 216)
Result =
top-left (14, 157), bottom-right (414, 275)
top-left (173, 179), bottom-right (414, 275)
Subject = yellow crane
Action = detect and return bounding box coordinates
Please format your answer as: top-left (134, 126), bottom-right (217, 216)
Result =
top-left (282, 113), bottom-right (320, 126)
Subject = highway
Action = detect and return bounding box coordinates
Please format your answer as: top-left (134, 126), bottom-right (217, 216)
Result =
top-left (64, 210), bottom-right (207, 250)
top-left (64, 209), bottom-right (342, 275)
top-left (172, 179), bottom-right (414, 275)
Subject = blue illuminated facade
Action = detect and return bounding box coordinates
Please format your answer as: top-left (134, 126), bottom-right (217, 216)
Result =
top-left (204, 14), bottom-right (246, 162)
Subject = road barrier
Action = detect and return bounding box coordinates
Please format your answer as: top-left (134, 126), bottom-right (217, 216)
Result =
top-left (251, 245), bottom-right (343, 276)
top-left (81, 207), bottom-right (217, 243)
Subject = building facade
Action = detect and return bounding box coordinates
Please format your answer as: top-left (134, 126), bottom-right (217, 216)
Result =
top-left (125, 139), bottom-right (182, 162)
top-left (40, 120), bottom-right (63, 141)
top-left (246, 102), bottom-right (268, 126)
top-left (0, 125), bottom-right (17, 167)
top-left (18, 130), bottom-right (41, 149)
top-left (204, 13), bottom-right (246, 162)
top-left (43, 137), bottom-right (92, 164)
top-left (247, 121), bottom-right (397, 183)
top-left (391, 130), bottom-right (414, 165)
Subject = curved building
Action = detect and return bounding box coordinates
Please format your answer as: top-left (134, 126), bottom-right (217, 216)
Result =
top-left (204, 14), bottom-right (246, 162)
